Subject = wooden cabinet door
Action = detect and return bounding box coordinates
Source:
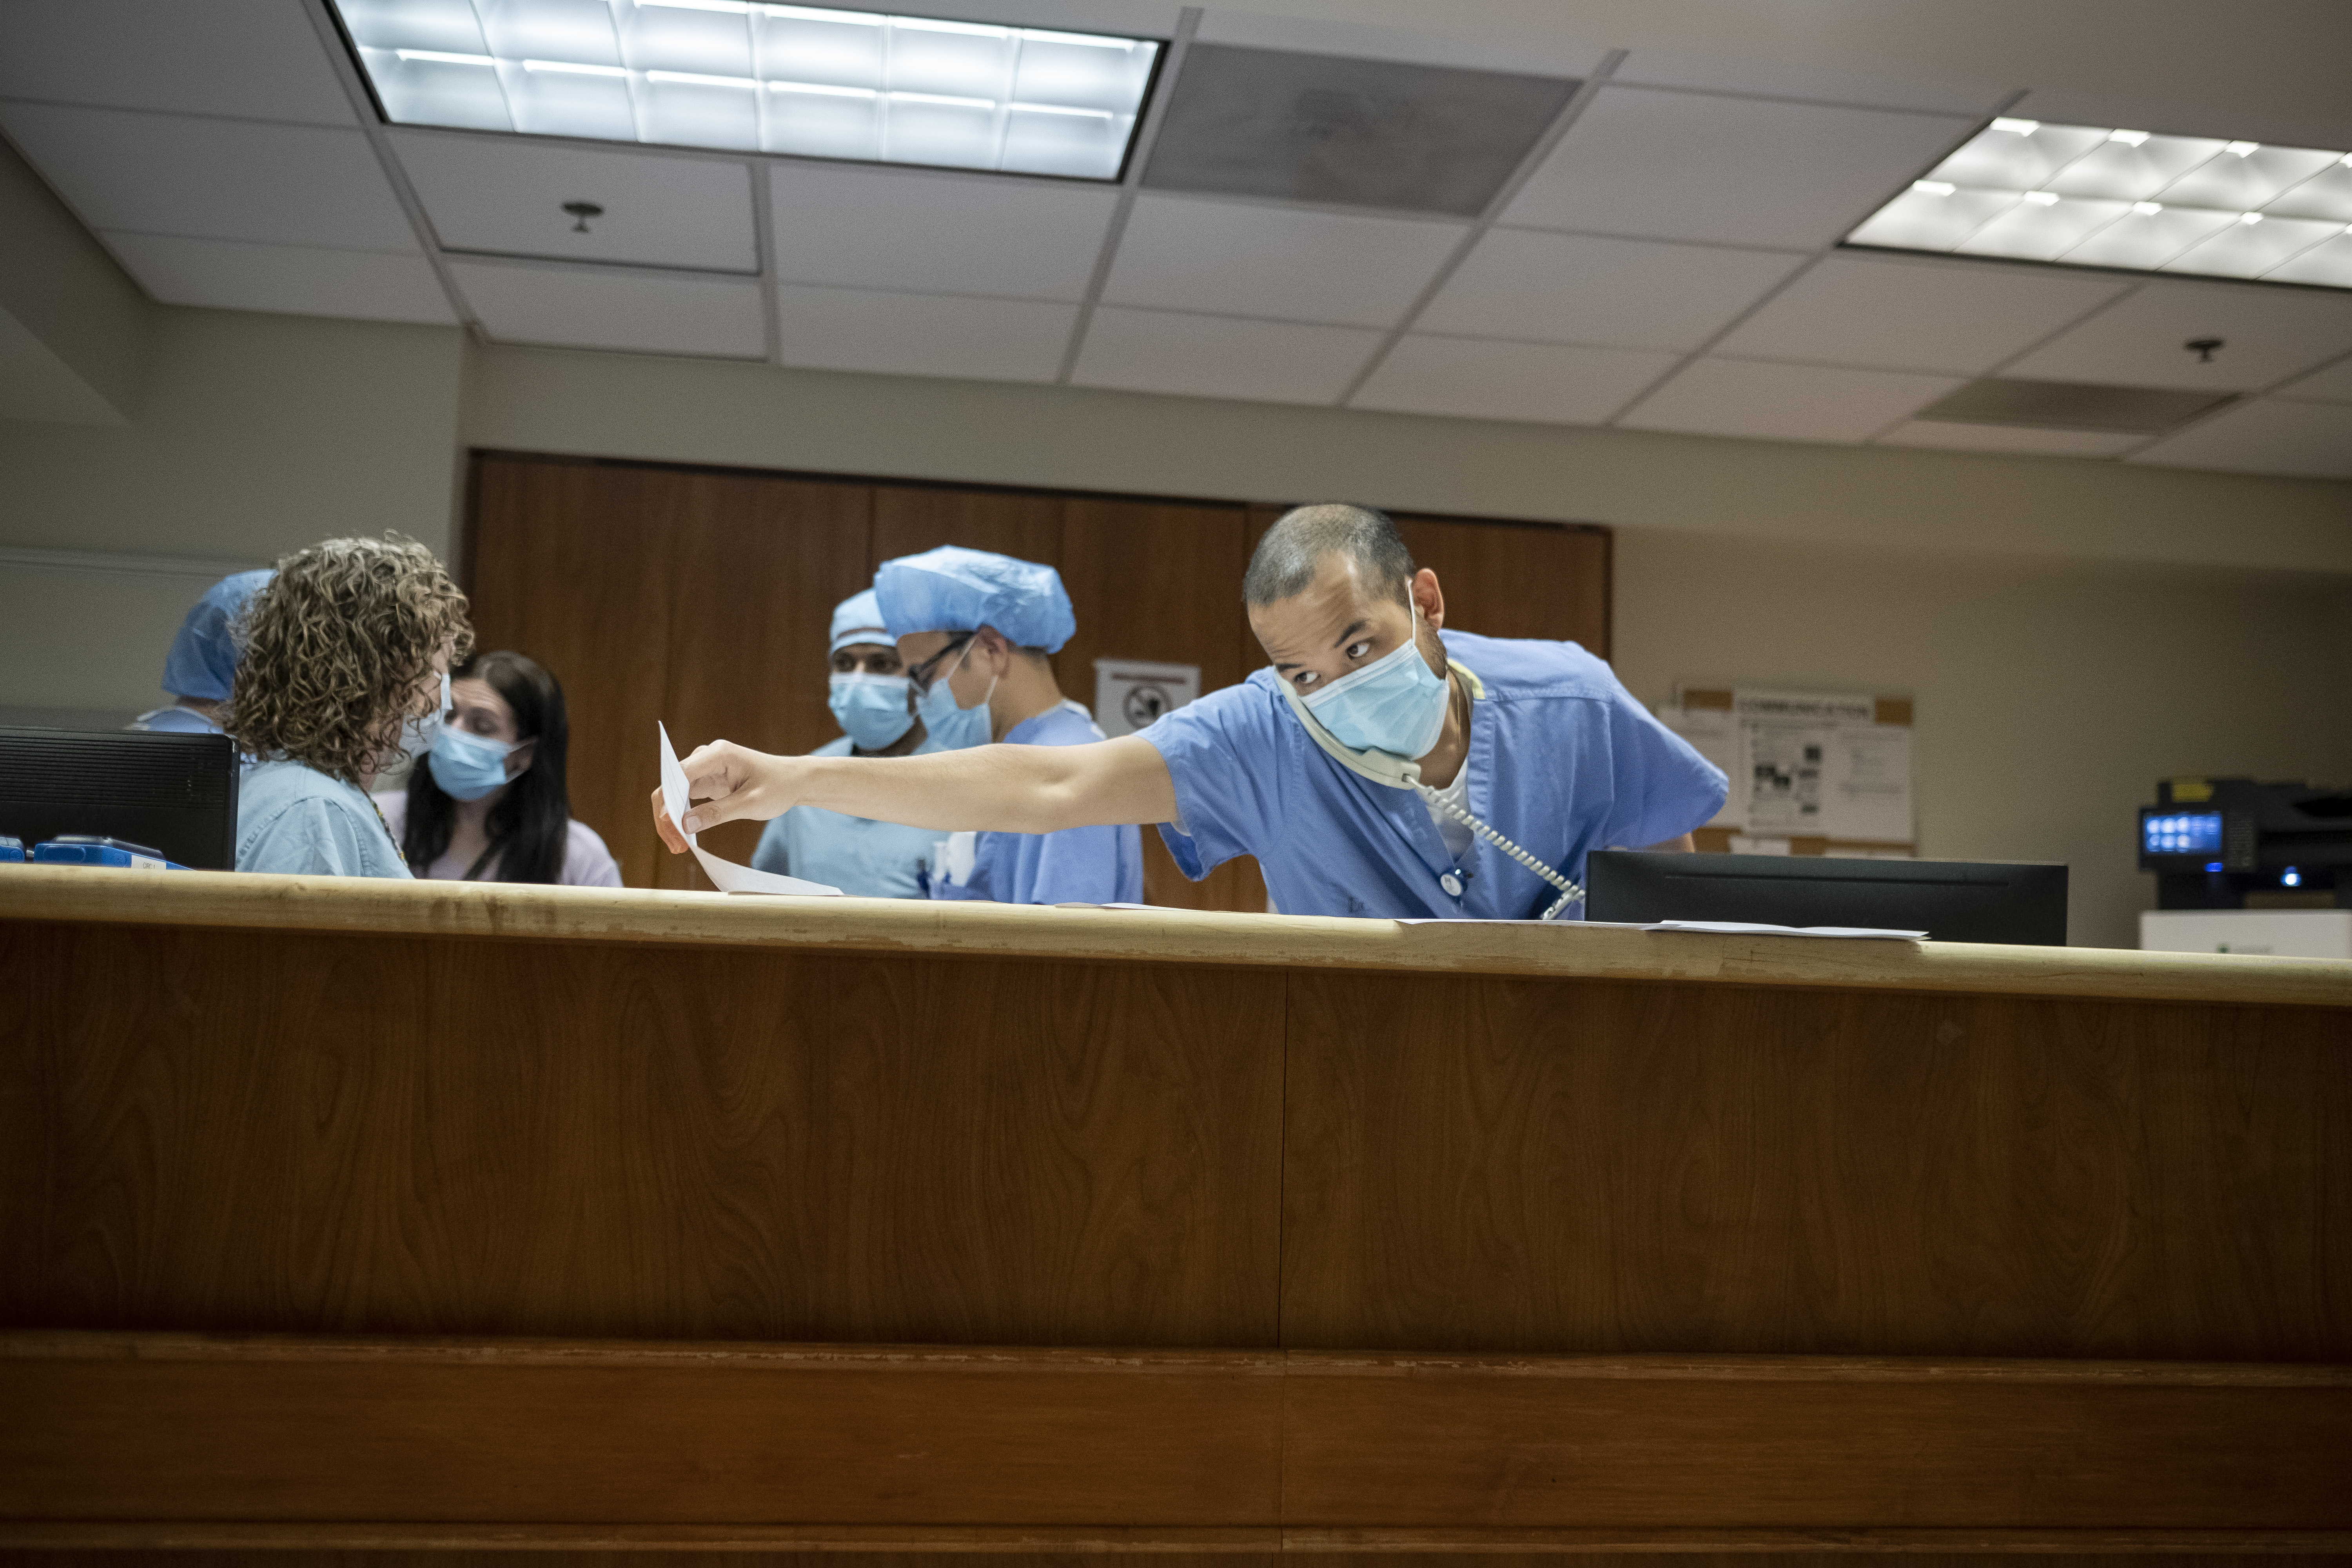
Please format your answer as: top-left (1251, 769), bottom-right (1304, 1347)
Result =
top-left (1060, 497), bottom-right (1265, 913)
top-left (1247, 504), bottom-right (1612, 656)
top-left (464, 455), bottom-right (684, 892)
top-left (661, 472), bottom-right (873, 887)
top-left (1393, 514), bottom-right (1611, 657)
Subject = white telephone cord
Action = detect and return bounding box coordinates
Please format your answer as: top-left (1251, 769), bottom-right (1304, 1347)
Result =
top-left (1414, 782), bottom-right (1585, 921)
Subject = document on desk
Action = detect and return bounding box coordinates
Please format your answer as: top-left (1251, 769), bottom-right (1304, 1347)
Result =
top-left (1645, 919), bottom-right (1925, 941)
top-left (658, 722), bottom-right (842, 897)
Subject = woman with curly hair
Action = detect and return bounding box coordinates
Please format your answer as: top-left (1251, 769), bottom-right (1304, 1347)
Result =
top-left (225, 534), bottom-right (474, 878)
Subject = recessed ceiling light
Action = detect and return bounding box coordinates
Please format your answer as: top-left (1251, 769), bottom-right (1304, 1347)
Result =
top-left (330, 0), bottom-right (1163, 181)
top-left (1846, 116), bottom-right (2352, 289)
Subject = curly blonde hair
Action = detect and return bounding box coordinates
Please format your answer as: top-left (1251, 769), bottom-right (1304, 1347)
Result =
top-left (225, 534), bottom-right (474, 786)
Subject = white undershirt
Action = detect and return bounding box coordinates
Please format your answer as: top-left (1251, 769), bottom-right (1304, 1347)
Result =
top-left (1423, 762), bottom-right (1474, 864)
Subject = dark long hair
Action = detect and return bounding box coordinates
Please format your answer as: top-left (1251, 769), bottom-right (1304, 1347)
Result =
top-left (402, 650), bottom-right (572, 884)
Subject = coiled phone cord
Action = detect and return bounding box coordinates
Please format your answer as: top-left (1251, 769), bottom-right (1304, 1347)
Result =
top-left (1413, 782), bottom-right (1586, 921)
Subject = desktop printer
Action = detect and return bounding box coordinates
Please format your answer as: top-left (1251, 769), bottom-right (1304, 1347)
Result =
top-left (2140, 777), bottom-right (2352, 909)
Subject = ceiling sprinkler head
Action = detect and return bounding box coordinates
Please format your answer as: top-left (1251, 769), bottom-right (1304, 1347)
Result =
top-left (561, 200), bottom-right (605, 233)
top-left (2185, 337), bottom-right (2223, 363)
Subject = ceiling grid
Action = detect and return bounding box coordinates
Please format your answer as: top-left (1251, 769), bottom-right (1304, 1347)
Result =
top-left (0, 0), bottom-right (2347, 476)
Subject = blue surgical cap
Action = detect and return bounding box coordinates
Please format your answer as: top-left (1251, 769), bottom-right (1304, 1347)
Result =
top-left (830, 588), bottom-right (893, 654)
top-left (874, 545), bottom-right (1076, 655)
top-left (161, 569), bottom-right (274, 701)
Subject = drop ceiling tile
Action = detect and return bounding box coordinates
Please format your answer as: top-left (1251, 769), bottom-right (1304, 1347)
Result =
top-left (1503, 86), bottom-right (1974, 250)
top-left (0, 103), bottom-right (416, 252)
top-left (0, 0), bottom-right (355, 125)
top-left (2004, 281), bottom-right (2352, 393)
top-left (1715, 255), bottom-right (2130, 374)
top-left (1071, 307), bottom-right (1381, 404)
top-left (1618, 357), bottom-right (1961, 443)
top-left (1418, 229), bottom-right (1803, 352)
top-left (1875, 421), bottom-right (2140, 458)
top-left (1350, 335), bottom-right (1679, 425)
top-left (2274, 354), bottom-right (2352, 405)
top-left (769, 165), bottom-right (1114, 301)
top-left (392, 132), bottom-right (756, 273)
top-left (1190, 10), bottom-right (1604, 77)
top-left (776, 285), bottom-right (1075, 382)
top-left (2126, 399), bottom-right (2352, 479)
top-left (103, 232), bottom-right (455, 325)
top-left (450, 262), bottom-right (764, 358)
top-left (1609, 51), bottom-right (2002, 117)
top-left (1100, 196), bottom-right (1464, 327)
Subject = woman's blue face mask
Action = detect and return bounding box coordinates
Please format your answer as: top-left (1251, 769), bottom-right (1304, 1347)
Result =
top-left (829, 672), bottom-right (916, 751)
top-left (1299, 597), bottom-right (1449, 760)
top-left (428, 724), bottom-right (522, 801)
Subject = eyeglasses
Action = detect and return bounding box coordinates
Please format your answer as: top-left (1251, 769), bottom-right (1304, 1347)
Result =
top-left (905, 633), bottom-right (976, 697)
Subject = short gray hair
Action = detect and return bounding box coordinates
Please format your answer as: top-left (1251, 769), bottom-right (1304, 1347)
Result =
top-left (1243, 503), bottom-right (1415, 607)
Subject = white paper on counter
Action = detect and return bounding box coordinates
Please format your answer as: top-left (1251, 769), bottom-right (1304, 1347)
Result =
top-left (659, 722), bottom-right (841, 897)
top-left (1645, 919), bottom-right (1924, 941)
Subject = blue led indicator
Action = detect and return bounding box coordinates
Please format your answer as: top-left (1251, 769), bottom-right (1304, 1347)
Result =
top-left (2206, 862), bottom-right (2224, 873)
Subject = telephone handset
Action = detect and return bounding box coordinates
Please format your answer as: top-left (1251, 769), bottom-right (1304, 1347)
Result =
top-left (1277, 664), bottom-right (1585, 920)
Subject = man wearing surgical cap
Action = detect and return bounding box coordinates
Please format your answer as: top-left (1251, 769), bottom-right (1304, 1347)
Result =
top-left (748, 588), bottom-right (943, 899)
top-left (867, 546), bottom-right (1142, 906)
top-left (131, 569), bottom-right (274, 735)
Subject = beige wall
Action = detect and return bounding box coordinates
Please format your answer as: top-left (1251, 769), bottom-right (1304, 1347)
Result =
top-left (1612, 532), bottom-right (2352, 949)
top-left (0, 308), bottom-right (464, 714)
top-left (5, 309), bottom-right (2349, 946)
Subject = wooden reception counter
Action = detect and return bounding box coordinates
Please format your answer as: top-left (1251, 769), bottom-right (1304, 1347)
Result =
top-left (2, 868), bottom-right (2348, 1553)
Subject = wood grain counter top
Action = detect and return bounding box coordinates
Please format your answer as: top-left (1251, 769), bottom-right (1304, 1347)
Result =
top-left (4, 865), bottom-right (2346, 1007)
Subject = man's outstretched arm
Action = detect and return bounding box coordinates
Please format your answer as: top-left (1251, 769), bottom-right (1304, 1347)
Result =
top-left (653, 733), bottom-right (1180, 852)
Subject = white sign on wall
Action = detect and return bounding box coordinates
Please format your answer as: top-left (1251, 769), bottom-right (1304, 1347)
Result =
top-left (1093, 659), bottom-right (1200, 739)
top-left (1662, 686), bottom-right (1915, 852)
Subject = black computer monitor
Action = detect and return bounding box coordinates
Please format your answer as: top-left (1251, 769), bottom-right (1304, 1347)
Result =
top-left (0, 727), bottom-right (240, 871)
top-left (1585, 851), bottom-right (2069, 945)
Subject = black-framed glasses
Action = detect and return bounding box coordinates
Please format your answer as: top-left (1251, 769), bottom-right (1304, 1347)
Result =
top-left (906, 632), bottom-right (976, 697)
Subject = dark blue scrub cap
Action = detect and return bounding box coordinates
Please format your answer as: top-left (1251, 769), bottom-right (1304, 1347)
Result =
top-left (161, 569), bottom-right (274, 701)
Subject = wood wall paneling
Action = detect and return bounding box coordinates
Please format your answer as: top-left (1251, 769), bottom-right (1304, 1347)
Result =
top-left (661, 472), bottom-right (873, 886)
top-left (1393, 514), bottom-right (1611, 658)
top-left (4, 1336), bottom-right (2345, 1535)
top-left (1278, 971), bottom-right (2352, 1361)
top-left (0, 924), bottom-right (1285, 1347)
top-left (0, 1340), bottom-right (1286, 1526)
top-left (1059, 497), bottom-right (1265, 913)
top-left (1277, 1354), bottom-right (2352, 1528)
top-left (1243, 503), bottom-right (1611, 657)
top-left (464, 456), bottom-right (683, 892)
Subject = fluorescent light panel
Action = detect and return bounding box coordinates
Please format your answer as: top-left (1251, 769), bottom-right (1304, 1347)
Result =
top-left (1847, 117), bottom-right (2352, 290)
top-left (332, 0), bottom-right (1160, 181)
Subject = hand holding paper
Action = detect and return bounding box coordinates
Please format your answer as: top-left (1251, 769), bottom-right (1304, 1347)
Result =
top-left (658, 722), bottom-right (841, 897)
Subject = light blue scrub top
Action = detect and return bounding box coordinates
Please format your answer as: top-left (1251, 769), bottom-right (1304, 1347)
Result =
top-left (1142, 630), bottom-right (1727, 920)
top-left (236, 759), bottom-right (413, 879)
top-left (751, 734), bottom-right (945, 898)
top-left (931, 702), bottom-right (1143, 907)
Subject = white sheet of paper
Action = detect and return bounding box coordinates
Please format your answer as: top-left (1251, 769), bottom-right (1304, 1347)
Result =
top-left (659, 722), bottom-right (842, 897)
top-left (1645, 919), bottom-right (1925, 941)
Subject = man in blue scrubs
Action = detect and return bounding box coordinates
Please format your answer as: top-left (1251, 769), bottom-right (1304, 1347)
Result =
top-left (750, 589), bottom-right (943, 898)
top-left (658, 506), bottom-right (1721, 920)
top-left (873, 545), bottom-right (1143, 906)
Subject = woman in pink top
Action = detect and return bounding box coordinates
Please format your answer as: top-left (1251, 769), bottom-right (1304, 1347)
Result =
top-left (376, 650), bottom-right (622, 888)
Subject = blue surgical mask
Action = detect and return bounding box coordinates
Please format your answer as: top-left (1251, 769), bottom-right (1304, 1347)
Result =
top-left (427, 725), bottom-right (521, 802)
top-left (913, 639), bottom-right (996, 751)
top-left (829, 672), bottom-right (916, 751)
top-left (1300, 599), bottom-right (1450, 760)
